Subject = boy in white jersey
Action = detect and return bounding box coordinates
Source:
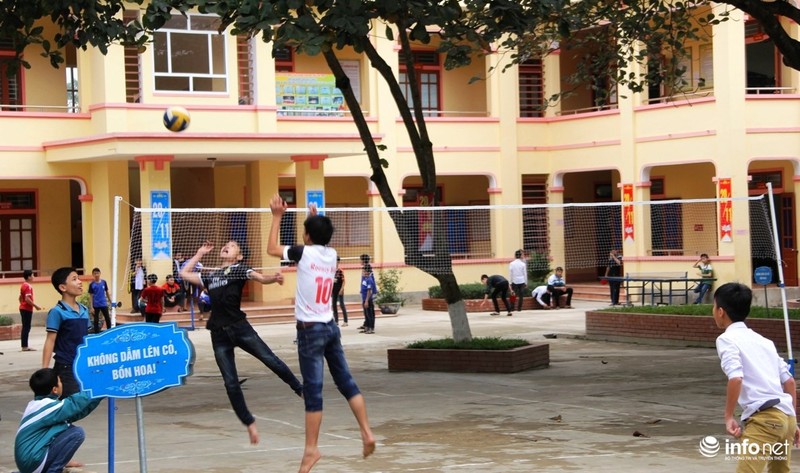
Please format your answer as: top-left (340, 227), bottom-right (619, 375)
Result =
top-left (181, 240), bottom-right (303, 445)
top-left (713, 282), bottom-right (800, 472)
top-left (267, 194), bottom-right (375, 473)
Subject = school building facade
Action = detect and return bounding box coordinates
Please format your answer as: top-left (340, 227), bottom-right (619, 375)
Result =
top-left (0, 5), bottom-right (798, 311)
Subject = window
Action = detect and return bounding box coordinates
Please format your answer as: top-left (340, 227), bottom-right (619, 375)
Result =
top-left (522, 177), bottom-right (549, 257)
top-left (66, 67), bottom-right (79, 112)
top-left (274, 47), bottom-right (294, 72)
top-left (399, 51), bottom-right (440, 115)
top-left (0, 191), bottom-right (37, 273)
top-left (650, 202), bottom-right (683, 256)
top-left (153, 14), bottom-right (227, 93)
top-left (0, 42), bottom-right (21, 111)
top-left (124, 11), bottom-right (142, 103)
top-left (699, 44), bottom-right (713, 89)
top-left (650, 177), bottom-right (665, 198)
top-left (519, 59), bottom-right (544, 117)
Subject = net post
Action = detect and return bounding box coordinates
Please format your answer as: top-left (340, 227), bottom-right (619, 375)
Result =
top-left (767, 183), bottom-right (794, 368)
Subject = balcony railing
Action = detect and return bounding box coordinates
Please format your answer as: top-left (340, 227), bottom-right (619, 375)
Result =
top-left (745, 86), bottom-right (796, 95)
top-left (556, 104), bottom-right (619, 116)
top-left (0, 104), bottom-right (80, 113)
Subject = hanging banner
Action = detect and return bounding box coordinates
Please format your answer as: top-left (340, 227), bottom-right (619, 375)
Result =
top-left (719, 178), bottom-right (733, 242)
top-left (275, 74), bottom-right (346, 117)
top-left (622, 184), bottom-right (635, 243)
top-left (150, 190), bottom-right (171, 260)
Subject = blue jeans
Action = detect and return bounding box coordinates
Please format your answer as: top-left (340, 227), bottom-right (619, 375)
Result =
top-left (42, 425), bottom-right (85, 473)
top-left (211, 319), bottom-right (303, 425)
top-left (296, 319), bottom-right (361, 412)
top-left (694, 282), bottom-right (711, 304)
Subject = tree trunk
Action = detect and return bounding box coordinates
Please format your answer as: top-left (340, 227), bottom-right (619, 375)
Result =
top-left (435, 273), bottom-right (472, 342)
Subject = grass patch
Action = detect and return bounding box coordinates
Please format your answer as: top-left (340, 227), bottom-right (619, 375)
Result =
top-left (600, 304), bottom-right (800, 319)
top-left (406, 337), bottom-right (530, 350)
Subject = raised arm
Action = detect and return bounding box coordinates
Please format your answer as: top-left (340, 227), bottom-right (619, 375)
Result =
top-left (250, 271), bottom-right (284, 286)
top-left (181, 241), bottom-right (213, 287)
top-left (267, 194), bottom-right (287, 258)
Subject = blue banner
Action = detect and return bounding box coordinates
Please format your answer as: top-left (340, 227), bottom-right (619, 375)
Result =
top-left (306, 190), bottom-right (325, 216)
top-left (74, 324), bottom-right (194, 398)
top-left (150, 190), bottom-right (171, 260)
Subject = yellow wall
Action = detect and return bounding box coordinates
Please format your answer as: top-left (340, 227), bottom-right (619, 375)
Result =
top-left (213, 165), bottom-right (247, 208)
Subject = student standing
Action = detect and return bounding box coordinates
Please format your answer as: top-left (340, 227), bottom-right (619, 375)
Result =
top-left (359, 265), bottom-right (377, 334)
top-left (88, 267), bottom-right (112, 333)
top-left (267, 194), bottom-right (375, 473)
top-left (508, 250), bottom-right (528, 312)
top-left (713, 282), bottom-right (800, 472)
top-left (605, 249), bottom-right (623, 306)
top-left (19, 269), bottom-right (43, 351)
top-left (182, 240), bottom-right (303, 445)
top-left (331, 257), bottom-right (348, 326)
top-left (42, 267), bottom-right (91, 398)
top-left (139, 274), bottom-right (164, 324)
top-left (693, 253), bottom-right (714, 304)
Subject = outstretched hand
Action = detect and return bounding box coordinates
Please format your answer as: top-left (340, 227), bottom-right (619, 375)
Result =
top-left (270, 194), bottom-right (287, 218)
top-left (196, 241), bottom-right (213, 257)
top-left (274, 272), bottom-right (284, 286)
top-left (309, 202), bottom-right (318, 216)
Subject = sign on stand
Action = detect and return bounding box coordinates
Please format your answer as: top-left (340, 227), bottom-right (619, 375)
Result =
top-left (74, 323), bottom-right (194, 473)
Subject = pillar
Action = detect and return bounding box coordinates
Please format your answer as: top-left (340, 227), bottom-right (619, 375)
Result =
top-left (135, 155), bottom-right (174, 282)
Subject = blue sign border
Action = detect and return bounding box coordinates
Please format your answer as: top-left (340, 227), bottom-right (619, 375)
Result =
top-left (74, 323), bottom-right (194, 399)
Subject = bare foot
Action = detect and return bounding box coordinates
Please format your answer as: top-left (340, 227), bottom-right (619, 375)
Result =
top-left (247, 423), bottom-right (259, 445)
top-left (298, 447), bottom-right (321, 473)
top-left (66, 460), bottom-right (84, 467)
top-left (362, 433), bottom-right (376, 459)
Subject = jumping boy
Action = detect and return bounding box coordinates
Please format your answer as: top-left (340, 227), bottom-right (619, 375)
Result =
top-left (713, 282), bottom-right (800, 472)
top-left (88, 267), bottom-right (112, 333)
top-left (267, 194), bottom-right (375, 473)
top-left (42, 267), bottom-right (91, 398)
top-left (181, 239), bottom-right (303, 445)
top-left (15, 368), bottom-right (102, 473)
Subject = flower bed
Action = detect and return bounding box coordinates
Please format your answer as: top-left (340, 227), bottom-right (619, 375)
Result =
top-left (0, 324), bottom-right (22, 341)
top-left (585, 311), bottom-right (800, 351)
top-left (387, 343), bottom-right (550, 373)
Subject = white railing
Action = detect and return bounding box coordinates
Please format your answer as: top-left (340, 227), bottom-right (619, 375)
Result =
top-left (745, 87), bottom-right (796, 95)
top-left (0, 104), bottom-right (80, 113)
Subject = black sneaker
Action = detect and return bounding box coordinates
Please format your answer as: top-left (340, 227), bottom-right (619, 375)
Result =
top-left (489, 312), bottom-right (500, 316)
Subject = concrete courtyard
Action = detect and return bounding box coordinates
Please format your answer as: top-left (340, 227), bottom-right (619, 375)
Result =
top-left (1, 301), bottom-right (795, 472)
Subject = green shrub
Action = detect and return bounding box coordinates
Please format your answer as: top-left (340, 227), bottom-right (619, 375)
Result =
top-left (406, 337), bottom-right (530, 350)
top-left (375, 269), bottom-right (405, 305)
top-left (601, 304), bottom-right (800, 320)
top-left (428, 283), bottom-right (487, 299)
top-left (0, 315), bottom-right (14, 326)
top-left (77, 293), bottom-right (90, 307)
top-left (527, 252), bottom-right (552, 282)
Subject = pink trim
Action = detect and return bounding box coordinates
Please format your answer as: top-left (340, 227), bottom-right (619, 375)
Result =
top-left (397, 189), bottom-right (407, 196)
top-left (746, 127), bottom-right (800, 134)
top-left (397, 146), bottom-right (500, 153)
top-left (135, 155), bottom-right (174, 171)
top-left (636, 130), bottom-right (715, 143)
top-left (549, 187), bottom-right (564, 193)
top-left (0, 175), bottom-right (89, 194)
top-left (367, 189), bottom-right (380, 196)
top-left (517, 109), bottom-right (619, 123)
top-left (291, 155), bottom-right (327, 170)
top-left (711, 176), bottom-right (731, 183)
top-left (0, 146), bottom-right (44, 152)
top-left (636, 181), bottom-right (652, 188)
top-left (633, 96), bottom-right (716, 112)
top-left (42, 132), bottom-right (380, 149)
top-left (152, 92), bottom-right (231, 99)
top-left (746, 94), bottom-right (800, 101)
top-left (78, 194), bottom-right (94, 203)
top-left (395, 117), bottom-right (500, 123)
top-left (793, 176), bottom-right (800, 182)
top-left (0, 111), bottom-right (91, 119)
top-left (89, 103), bottom-right (279, 112)
top-left (519, 139), bottom-right (620, 152)
top-left (487, 188), bottom-right (502, 194)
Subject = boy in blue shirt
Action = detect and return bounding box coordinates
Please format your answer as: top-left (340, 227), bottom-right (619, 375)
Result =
top-left (15, 368), bottom-right (102, 473)
top-left (42, 267), bottom-right (91, 398)
top-left (88, 267), bottom-right (111, 333)
top-left (360, 265), bottom-right (377, 334)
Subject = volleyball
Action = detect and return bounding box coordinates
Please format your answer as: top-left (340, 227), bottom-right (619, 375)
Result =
top-left (163, 106), bottom-right (191, 132)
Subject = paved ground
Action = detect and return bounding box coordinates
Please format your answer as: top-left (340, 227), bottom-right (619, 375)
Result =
top-left (1, 301), bottom-right (797, 473)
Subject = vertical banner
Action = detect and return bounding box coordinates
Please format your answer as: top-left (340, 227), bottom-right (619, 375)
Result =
top-left (306, 190), bottom-right (325, 216)
top-left (622, 184), bottom-right (635, 243)
top-left (719, 178), bottom-right (733, 242)
top-left (150, 190), bottom-right (171, 260)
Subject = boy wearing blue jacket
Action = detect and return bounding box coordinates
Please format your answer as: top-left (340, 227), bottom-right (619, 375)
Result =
top-left (15, 368), bottom-right (102, 473)
top-left (360, 265), bottom-right (377, 334)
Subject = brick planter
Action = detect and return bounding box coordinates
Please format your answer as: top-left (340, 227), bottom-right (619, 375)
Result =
top-left (387, 343), bottom-right (549, 373)
top-left (586, 311), bottom-right (800, 351)
top-left (0, 324), bottom-right (22, 341)
top-left (422, 298), bottom-right (547, 312)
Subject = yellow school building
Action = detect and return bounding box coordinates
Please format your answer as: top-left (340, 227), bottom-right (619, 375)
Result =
top-left (0, 5), bottom-right (798, 311)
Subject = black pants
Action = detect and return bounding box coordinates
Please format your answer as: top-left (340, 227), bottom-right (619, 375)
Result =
top-left (145, 312), bottom-right (162, 324)
top-left (93, 306), bottom-right (111, 333)
top-left (491, 281), bottom-right (511, 312)
top-left (20, 309), bottom-right (32, 348)
top-left (54, 362), bottom-right (80, 398)
top-left (548, 286), bottom-right (573, 307)
top-left (609, 281), bottom-right (622, 305)
top-left (511, 283), bottom-right (526, 311)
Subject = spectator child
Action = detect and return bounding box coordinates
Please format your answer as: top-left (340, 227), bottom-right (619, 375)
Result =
top-left (605, 249), bottom-right (623, 306)
top-left (267, 194), bottom-right (375, 473)
top-left (19, 269), bottom-right (43, 351)
top-left (531, 285), bottom-right (552, 309)
top-left (14, 368), bottom-right (102, 473)
top-left (693, 253), bottom-right (714, 304)
top-left (713, 282), bottom-right (800, 472)
top-left (42, 267), bottom-right (91, 398)
top-left (88, 267), bottom-right (112, 333)
top-left (130, 259), bottom-right (145, 314)
top-left (162, 275), bottom-right (185, 312)
top-left (140, 274), bottom-right (164, 323)
top-left (360, 265), bottom-right (377, 334)
top-left (332, 257), bottom-right (348, 326)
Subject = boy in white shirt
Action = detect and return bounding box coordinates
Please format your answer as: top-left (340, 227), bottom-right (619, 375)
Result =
top-left (713, 282), bottom-right (799, 472)
top-left (508, 250), bottom-right (527, 312)
top-left (530, 285), bottom-right (551, 309)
